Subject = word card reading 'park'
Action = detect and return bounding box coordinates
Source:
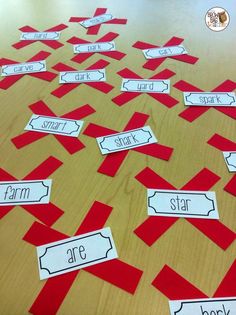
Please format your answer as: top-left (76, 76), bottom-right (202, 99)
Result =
top-left (169, 297), bottom-right (236, 315)
top-left (0, 179), bottom-right (52, 206)
top-left (21, 32), bottom-right (60, 40)
top-left (74, 41), bottom-right (116, 54)
top-left (183, 92), bottom-right (236, 106)
top-left (142, 45), bottom-right (188, 59)
top-left (1, 60), bottom-right (46, 76)
top-left (96, 126), bottom-right (157, 154)
top-left (80, 14), bottom-right (114, 28)
top-left (37, 227), bottom-right (118, 280)
top-left (59, 69), bottom-right (106, 83)
top-left (25, 115), bottom-right (84, 137)
top-left (121, 79), bottom-right (170, 93)
top-left (147, 189), bottom-right (219, 219)
top-left (223, 152), bottom-right (236, 172)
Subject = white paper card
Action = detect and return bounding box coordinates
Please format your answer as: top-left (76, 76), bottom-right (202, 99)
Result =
top-left (147, 189), bottom-right (219, 219)
top-left (96, 126), bottom-right (158, 155)
top-left (80, 14), bottom-right (114, 28)
top-left (21, 32), bottom-right (60, 40)
top-left (142, 45), bottom-right (188, 59)
top-left (74, 41), bottom-right (116, 54)
top-left (0, 179), bottom-right (52, 206)
top-left (223, 152), bottom-right (236, 172)
top-left (169, 297), bottom-right (236, 315)
top-left (121, 79), bottom-right (170, 93)
top-left (59, 69), bottom-right (106, 83)
top-left (1, 60), bottom-right (46, 76)
top-left (37, 227), bottom-right (118, 280)
top-left (183, 92), bottom-right (236, 106)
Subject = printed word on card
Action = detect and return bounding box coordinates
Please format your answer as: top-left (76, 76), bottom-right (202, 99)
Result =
top-left (0, 180), bottom-right (52, 206)
top-left (183, 92), bottom-right (236, 106)
top-left (121, 79), bottom-right (170, 93)
top-left (74, 41), bottom-right (116, 54)
top-left (97, 126), bottom-right (157, 154)
top-left (25, 115), bottom-right (84, 137)
top-left (1, 60), bottom-right (46, 76)
top-left (169, 298), bottom-right (236, 315)
top-left (59, 69), bottom-right (106, 83)
top-left (80, 14), bottom-right (114, 28)
top-left (21, 32), bottom-right (60, 40)
top-left (147, 189), bottom-right (219, 219)
top-left (142, 45), bottom-right (188, 59)
top-left (37, 227), bottom-right (118, 280)
top-left (223, 152), bottom-right (236, 172)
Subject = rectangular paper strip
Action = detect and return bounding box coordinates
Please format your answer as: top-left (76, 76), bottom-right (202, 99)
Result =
top-left (223, 152), bottom-right (236, 172)
top-left (183, 92), bottom-right (236, 106)
top-left (21, 32), bottom-right (60, 40)
top-left (80, 14), bottom-right (114, 28)
top-left (59, 69), bottom-right (106, 83)
top-left (74, 41), bottom-right (116, 54)
top-left (37, 227), bottom-right (118, 280)
top-left (1, 60), bottom-right (46, 76)
top-left (142, 45), bottom-right (188, 59)
top-left (121, 79), bottom-right (170, 93)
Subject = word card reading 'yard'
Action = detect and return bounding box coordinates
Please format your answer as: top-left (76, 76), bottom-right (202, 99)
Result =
top-left (147, 189), bottom-right (219, 219)
top-left (1, 60), bottom-right (46, 76)
top-left (59, 69), bottom-right (106, 83)
top-left (142, 45), bottom-right (188, 59)
top-left (223, 152), bottom-right (236, 172)
top-left (183, 92), bottom-right (236, 106)
top-left (96, 126), bottom-right (158, 154)
top-left (0, 179), bottom-right (52, 206)
top-left (121, 79), bottom-right (170, 93)
top-left (80, 14), bottom-right (114, 28)
top-left (21, 32), bottom-right (60, 40)
top-left (74, 41), bottom-right (116, 54)
top-left (37, 227), bottom-right (118, 280)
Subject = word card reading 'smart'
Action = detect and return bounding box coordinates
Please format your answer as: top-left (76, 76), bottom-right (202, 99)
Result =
top-left (80, 14), bottom-right (114, 28)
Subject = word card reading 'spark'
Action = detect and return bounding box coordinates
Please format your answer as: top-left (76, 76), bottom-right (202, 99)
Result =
top-left (1, 61), bottom-right (46, 76)
top-left (74, 41), bottom-right (116, 54)
top-left (142, 45), bottom-right (188, 59)
top-left (183, 92), bottom-right (236, 106)
top-left (0, 180), bottom-right (52, 206)
top-left (59, 69), bottom-right (106, 83)
top-left (223, 152), bottom-right (236, 172)
top-left (21, 32), bottom-right (60, 40)
top-left (80, 14), bottom-right (114, 28)
top-left (169, 297), bottom-right (236, 315)
top-left (37, 227), bottom-right (118, 280)
top-left (147, 189), bottom-right (219, 219)
top-left (121, 79), bottom-right (170, 93)
top-left (25, 115), bottom-right (84, 137)
top-left (96, 126), bottom-right (157, 154)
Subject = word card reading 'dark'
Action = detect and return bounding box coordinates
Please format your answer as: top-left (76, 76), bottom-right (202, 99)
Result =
top-left (80, 14), bottom-right (114, 28)
top-left (96, 126), bottom-right (158, 154)
top-left (59, 69), bottom-right (106, 83)
top-left (223, 152), bottom-right (236, 172)
top-left (142, 45), bottom-right (188, 59)
top-left (37, 227), bottom-right (118, 280)
top-left (183, 92), bottom-right (236, 106)
top-left (147, 189), bottom-right (219, 219)
top-left (74, 41), bottom-right (116, 54)
top-left (121, 79), bottom-right (170, 93)
top-left (1, 60), bottom-right (46, 76)
top-left (169, 297), bottom-right (236, 315)
top-left (0, 179), bottom-right (52, 206)
top-left (21, 32), bottom-right (60, 40)
top-left (25, 115), bottom-right (84, 137)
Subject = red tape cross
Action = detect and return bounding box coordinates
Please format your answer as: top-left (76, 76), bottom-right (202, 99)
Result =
top-left (152, 259), bottom-right (236, 299)
top-left (134, 167), bottom-right (235, 250)
top-left (11, 101), bottom-right (95, 154)
top-left (0, 51), bottom-right (57, 90)
top-left (67, 32), bottom-right (126, 64)
top-left (133, 37), bottom-right (199, 70)
top-left (0, 156), bottom-right (63, 226)
top-left (23, 201), bottom-right (143, 315)
top-left (12, 24), bottom-right (68, 50)
top-left (208, 134), bottom-right (236, 197)
top-left (69, 8), bottom-right (127, 35)
top-left (174, 80), bottom-right (236, 122)
top-left (112, 68), bottom-right (178, 108)
top-left (83, 112), bottom-right (173, 177)
top-left (51, 59), bottom-right (113, 98)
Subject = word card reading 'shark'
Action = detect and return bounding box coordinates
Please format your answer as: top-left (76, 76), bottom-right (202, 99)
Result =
top-left (59, 69), bottom-right (106, 83)
top-left (74, 41), bottom-right (116, 54)
top-left (1, 60), bottom-right (46, 76)
top-left (80, 14), bottom-right (114, 28)
top-left (223, 152), bottom-right (236, 172)
top-left (147, 189), bottom-right (219, 219)
top-left (21, 32), bottom-right (60, 41)
top-left (183, 92), bottom-right (236, 106)
top-left (37, 227), bottom-right (118, 280)
top-left (143, 45), bottom-right (188, 59)
top-left (121, 79), bottom-right (170, 93)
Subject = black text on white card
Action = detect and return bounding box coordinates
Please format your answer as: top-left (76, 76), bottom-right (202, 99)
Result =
top-left (1, 60), bottom-right (46, 76)
top-left (142, 45), bottom-right (188, 59)
top-left (74, 41), bottom-right (116, 54)
top-left (121, 79), bottom-right (170, 93)
top-left (59, 69), bottom-right (106, 83)
top-left (183, 92), bottom-right (236, 106)
top-left (21, 32), bottom-right (60, 41)
top-left (80, 14), bottom-right (114, 28)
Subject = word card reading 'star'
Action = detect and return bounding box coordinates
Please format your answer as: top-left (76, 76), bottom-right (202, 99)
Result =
top-left (59, 69), bottom-right (106, 83)
top-left (183, 92), bottom-right (236, 106)
top-left (74, 41), bottom-right (116, 54)
top-left (21, 32), bottom-right (60, 40)
top-left (121, 79), bottom-right (170, 93)
top-left (1, 61), bottom-right (46, 76)
top-left (80, 14), bottom-right (114, 28)
top-left (143, 45), bottom-right (188, 59)
top-left (223, 152), bottom-right (236, 172)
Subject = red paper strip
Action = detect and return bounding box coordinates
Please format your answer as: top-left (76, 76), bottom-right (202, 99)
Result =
top-left (213, 259), bottom-right (236, 297)
top-left (0, 156), bottom-right (63, 226)
top-left (11, 101), bottom-right (95, 154)
top-left (112, 68), bottom-right (178, 108)
top-left (83, 112), bottom-right (173, 177)
top-left (69, 8), bottom-right (127, 35)
top-left (12, 24), bottom-right (68, 50)
top-left (134, 167), bottom-right (235, 250)
top-left (174, 80), bottom-right (236, 122)
top-left (51, 59), bottom-right (113, 98)
top-left (23, 201), bottom-right (143, 315)
top-left (133, 37), bottom-right (199, 70)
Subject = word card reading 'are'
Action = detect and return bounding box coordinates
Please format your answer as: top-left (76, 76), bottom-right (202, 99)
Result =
top-left (142, 45), bottom-right (188, 59)
top-left (0, 180), bottom-right (52, 206)
top-left (96, 126), bottom-right (158, 154)
top-left (223, 152), bottom-right (236, 172)
top-left (183, 92), bottom-right (236, 106)
top-left (74, 41), bottom-right (116, 54)
top-left (147, 189), bottom-right (219, 219)
top-left (80, 14), bottom-right (114, 28)
top-left (121, 79), bottom-right (170, 93)
top-left (169, 297), bottom-right (236, 315)
top-left (21, 32), bottom-right (60, 41)
top-left (59, 69), bottom-right (106, 83)
top-left (37, 227), bottom-right (118, 280)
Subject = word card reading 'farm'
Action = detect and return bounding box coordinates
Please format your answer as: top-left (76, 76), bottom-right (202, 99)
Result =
top-left (147, 189), bottom-right (219, 219)
top-left (80, 14), bottom-right (114, 28)
top-left (121, 79), bottom-right (170, 93)
top-left (74, 41), bottom-right (116, 54)
top-left (37, 227), bottom-right (118, 280)
top-left (183, 92), bottom-right (236, 106)
top-left (142, 45), bottom-right (188, 59)
top-left (59, 69), bottom-right (106, 83)
top-left (96, 126), bottom-right (158, 154)
top-left (0, 180), bottom-right (52, 206)
top-left (1, 60), bottom-right (46, 76)
top-left (21, 32), bottom-right (60, 40)
top-left (223, 152), bottom-right (236, 172)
